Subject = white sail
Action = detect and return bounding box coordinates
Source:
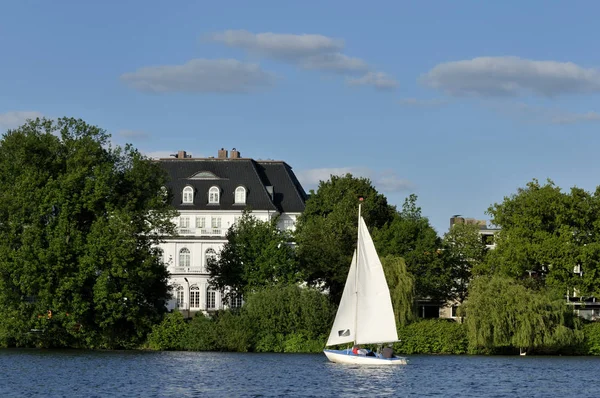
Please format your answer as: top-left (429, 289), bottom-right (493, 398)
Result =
top-left (325, 250), bottom-right (357, 346)
top-left (325, 216), bottom-right (398, 347)
top-left (354, 216), bottom-right (398, 344)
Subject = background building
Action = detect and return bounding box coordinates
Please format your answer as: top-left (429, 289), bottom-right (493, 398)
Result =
top-left (156, 148), bottom-right (307, 316)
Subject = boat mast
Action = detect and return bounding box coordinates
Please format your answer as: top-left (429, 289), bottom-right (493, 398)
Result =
top-left (354, 197), bottom-right (363, 346)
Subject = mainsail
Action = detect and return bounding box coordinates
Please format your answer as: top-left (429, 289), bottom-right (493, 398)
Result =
top-left (326, 216), bottom-right (398, 347)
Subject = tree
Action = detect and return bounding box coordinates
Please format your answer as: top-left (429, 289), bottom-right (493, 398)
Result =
top-left (206, 210), bottom-right (299, 302)
top-left (381, 255), bottom-right (416, 326)
top-left (486, 179), bottom-right (600, 296)
top-left (0, 117), bottom-right (176, 349)
top-left (464, 275), bottom-right (582, 354)
top-left (373, 194), bottom-right (451, 301)
top-left (442, 223), bottom-right (488, 304)
top-left (294, 173), bottom-right (395, 302)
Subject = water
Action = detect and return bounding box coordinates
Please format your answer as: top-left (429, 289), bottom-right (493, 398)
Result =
top-left (1, 350), bottom-right (598, 397)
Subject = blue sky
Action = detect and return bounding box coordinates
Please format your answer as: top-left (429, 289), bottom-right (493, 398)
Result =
top-left (2, 1), bottom-right (600, 235)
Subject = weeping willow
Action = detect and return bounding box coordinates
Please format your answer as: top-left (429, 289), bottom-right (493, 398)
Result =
top-left (464, 275), bottom-right (582, 354)
top-left (381, 255), bottom-right (416, 326)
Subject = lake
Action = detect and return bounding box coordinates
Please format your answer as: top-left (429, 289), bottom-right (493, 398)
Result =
top-left (1, 349), bottom-right (598, 397)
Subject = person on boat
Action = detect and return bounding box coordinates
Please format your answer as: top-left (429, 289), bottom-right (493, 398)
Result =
top-left (382, 345), bottom-right (394, 358)
top-left (352, 345), bottom-right (368, 355)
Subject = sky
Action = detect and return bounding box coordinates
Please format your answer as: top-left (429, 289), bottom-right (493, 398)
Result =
top-left (2, 1), bottom-right (600, 235)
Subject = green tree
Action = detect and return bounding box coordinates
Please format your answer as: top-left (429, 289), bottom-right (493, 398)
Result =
top-left (381, 255), bottom-right (416, 326)
top-left (486, 179), bottom-right (600, 296)
top-left (464, 275), bottom-right (582, 354)
top-left (373, 194), bottom-right (450, 301)
top-left (206, 210), bottom-right (299, 302)
top-left (295, 173), bottom-right (395, 302)
top-left (0, 117), bottom-right (176, 349)
top-left (242, 285), bottom-right (335, 352)
top-left (442, 223), bottom-right (488, 304)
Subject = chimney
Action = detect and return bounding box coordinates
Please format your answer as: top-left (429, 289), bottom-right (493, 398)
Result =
top-left (218, 148), bottom-right (228, 158)
top-left (230, 148), bottom-right (241, 159)
top-left (177, 150), bottom-right (187, 159)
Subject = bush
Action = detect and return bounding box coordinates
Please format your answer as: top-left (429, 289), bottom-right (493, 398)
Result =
top-left (146, 312), bottom-right (187, 350)
top-left (396, 319), bottom-right (468, 355)
top-left (183, 313), bottom-right (220, 351)
top-left (578, 322), bottom-right (600, 355)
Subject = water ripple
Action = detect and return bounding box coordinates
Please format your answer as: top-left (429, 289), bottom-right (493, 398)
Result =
top-left (1, 350), bottom-right (599, 397)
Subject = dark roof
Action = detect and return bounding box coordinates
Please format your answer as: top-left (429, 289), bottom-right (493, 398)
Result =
top-left (256, 161), bottom-right (307, 213)
top-left (157, 158), bottom-right (306, 213)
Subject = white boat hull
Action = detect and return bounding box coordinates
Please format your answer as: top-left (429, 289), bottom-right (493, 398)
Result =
top-left (323, 349), bottom-right (408, 366)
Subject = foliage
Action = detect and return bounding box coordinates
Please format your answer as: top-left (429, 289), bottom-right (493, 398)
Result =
top-left (464, 275), bottom-right (582, 354)
top-left (442, 223), bottom-right (489, 303)
top-left (381, 255), bottom-right (416, 326)
top-left (242, 285), bottom-right (335, 349)
top-left (396, 319), bottom-right (468, 355)
top-left (144, 285), bottom-right (333, 353)
top-left (207, 210), bottom-right (299, 302)
top-left (580, 322), bottom-right (600, 355)
top-left (182, 313), bottom-right (220, 351)
top-left (146, 312), bottom-right (187, 350)
top-left (295, 173), bottom-right (395, 302)
top-left (0, 117), bottom-right (176, 349)
top-left (485, 179), bottom-right (600, 296)
top-left (373, 194), bottom-right (451, 301)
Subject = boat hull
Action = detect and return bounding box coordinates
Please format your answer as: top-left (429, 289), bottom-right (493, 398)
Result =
top-left (323, 349), bottom-right (408, 366)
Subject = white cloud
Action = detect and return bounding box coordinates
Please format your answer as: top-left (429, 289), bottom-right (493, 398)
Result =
top-left (121, 59), bottom-right (276, 93)
top-left (143, 151), bottom-right (178, 160)
top-left (208, 30), bottom-right (343, 60)
top-left (422, 56), bottom-right (600, 97)
top-left (0, 111), bottom-right (44, 130)
top-left (398, 98), bottom-right (448, 107)
top-left (300, 53), bottom-right (368, 74)
top-left (141, 149), bottom-right (208, 160)
top-left (490, 102), bottom-right (600, 125)
top-left (550, 111), bottom-right (600, 125)
top-left (207, 30), bottom-right (396, 89)
top-left (347, 72), bottom-right (399, 90)
top-left (296, 167), bottom-right (412, 193)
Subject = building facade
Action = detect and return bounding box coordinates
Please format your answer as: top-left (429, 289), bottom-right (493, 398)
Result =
top-left (156, 148), bottom-right (307, 316)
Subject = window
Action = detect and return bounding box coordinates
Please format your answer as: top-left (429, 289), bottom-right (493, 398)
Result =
top-left (180, 217), bottom-right (190, 229)
top-left (451, 305), bottom-right (459, 318)
top-left (190, 285), bottom-right (200, 308)
top-left (182, 186), bottom-right (194, 204)
top-left (206, 289), bottom-right (216, 310)
top-left (482, 234), bottom-right (495, 245)
top-left (195, 216), bottom-right (205, 229)
top-left (205, 248), bottom-right (217, 272)
top-left (156, 248), bottom-right (164, 263)
top-left (208, 186), bottom-right (220, 204)
top-left (230, 292), bottom-right (243, 309)
top-left (211, 217), bottom-right (221, 229)
top-left (176, 285), bottom-right (184, 308)
top-left (179, 248), bottom-right (190, 268)
top-left (234, 186), bottom-right (246, 204)
top-left (283, 219), bottom-right (294, 230)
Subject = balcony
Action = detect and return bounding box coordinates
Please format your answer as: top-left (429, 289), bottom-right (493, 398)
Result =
top-left (200, 228), bottom-right (223, 236)
top-left (171, 267), bottom-right (205, 274)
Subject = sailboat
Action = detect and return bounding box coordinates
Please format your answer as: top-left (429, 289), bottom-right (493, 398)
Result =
top-left (323, 202), bottom-right (408, 365)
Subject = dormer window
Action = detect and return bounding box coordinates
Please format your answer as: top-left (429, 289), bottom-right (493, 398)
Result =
top-left (208, 186), bottom-right (220, 204)
top-left (234, 186), bottom-right (246, 204)
top-left (182, 186), bottom-right (194, 204)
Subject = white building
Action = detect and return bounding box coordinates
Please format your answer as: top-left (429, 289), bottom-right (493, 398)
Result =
top-left (156, 148), bottom-right (307, 317)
